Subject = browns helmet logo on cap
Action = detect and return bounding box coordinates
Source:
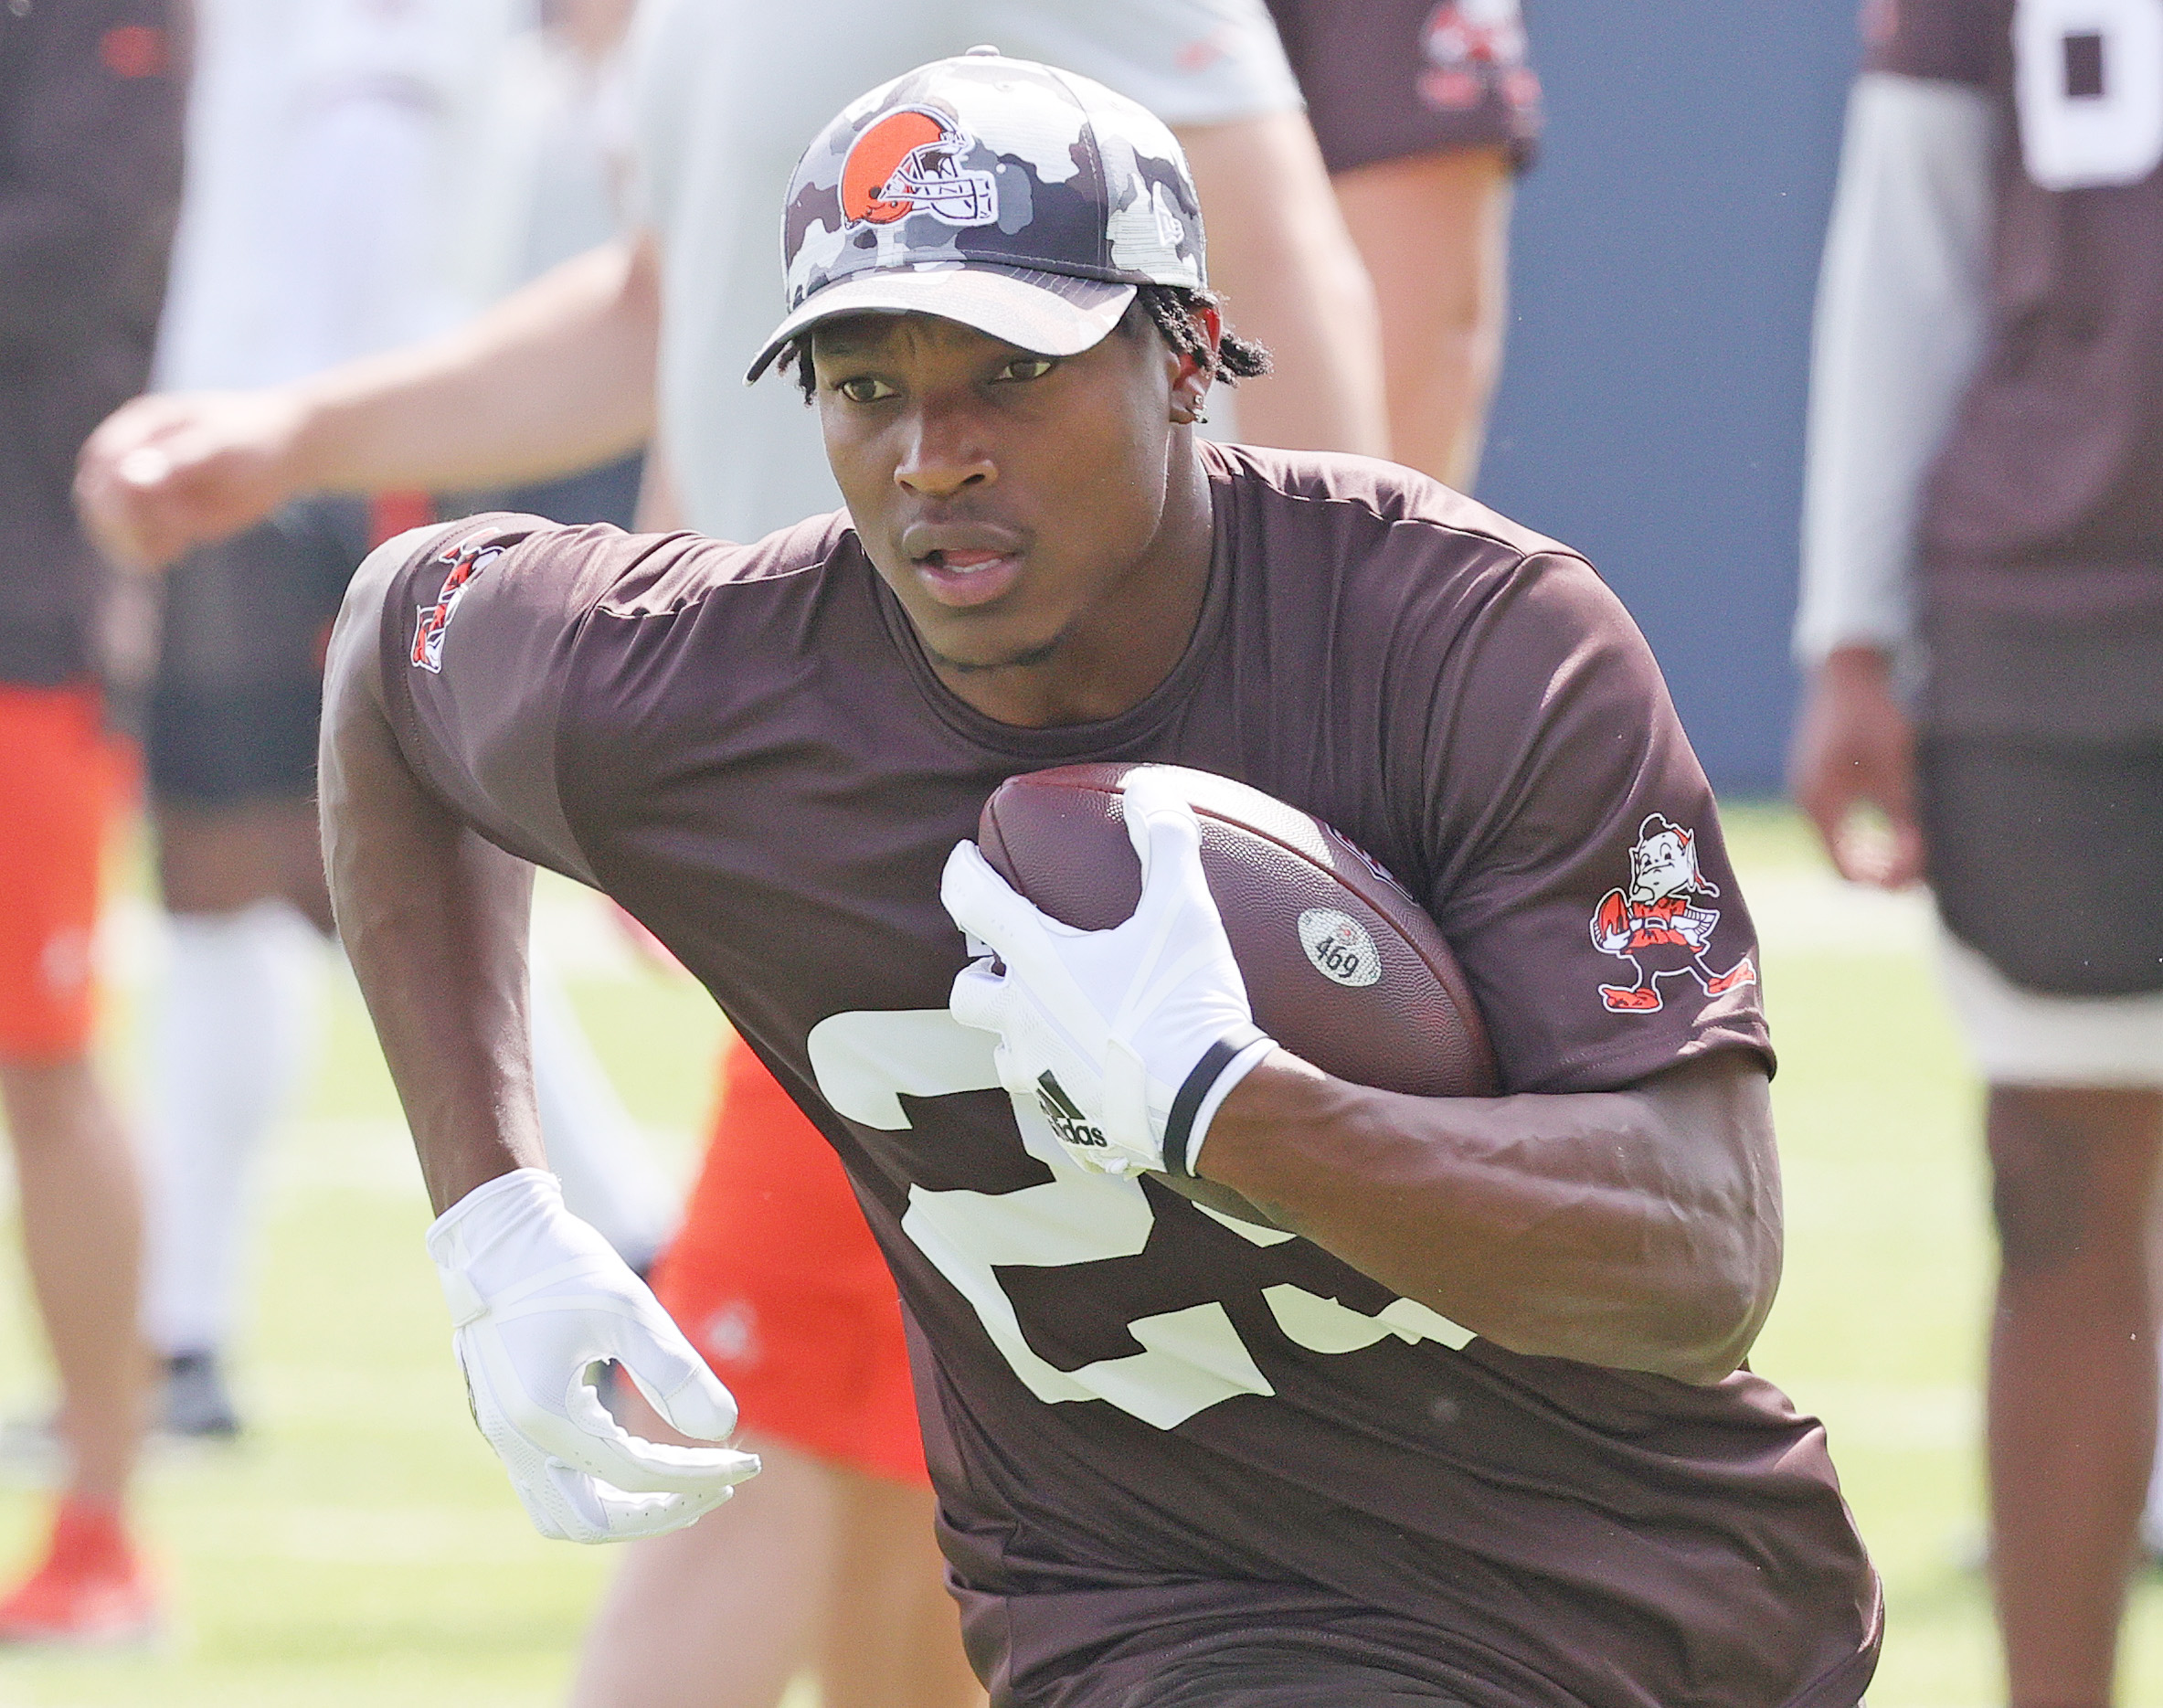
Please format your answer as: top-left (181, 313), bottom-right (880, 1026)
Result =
top-left (841, 106), bottom-right (999, 228)
top-left (747, 52), bottom-right (1206, 383)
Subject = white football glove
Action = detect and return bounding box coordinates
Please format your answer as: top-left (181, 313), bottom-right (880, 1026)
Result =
top-left (941, 767), bottom-right (1277, 1178)
top-left (425, 1169), bottom-right (760, 1544)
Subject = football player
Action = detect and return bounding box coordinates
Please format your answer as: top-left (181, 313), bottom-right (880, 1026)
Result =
top-left (0, 0), bottom-right (185, 1643)
top-left (314, 53), bottom-right (1879, 1705)
top-left (1792, 0), bottom-right (2163, 1700)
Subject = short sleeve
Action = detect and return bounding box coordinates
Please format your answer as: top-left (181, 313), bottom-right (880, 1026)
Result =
top-left (1419, 556), bottom-right (1772, 1096)
top-left (1861, 0), bottom-right (1999, 86)
top-left (372, 515), bottom-right (615, 886)
top-left (1266, 0), bottom-right (1541, 176)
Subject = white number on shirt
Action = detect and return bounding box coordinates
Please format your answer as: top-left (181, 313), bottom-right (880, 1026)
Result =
top-left (806, 1008), bottom-right (1272, 1429)
top-left (2015, 0), bottom-right (2163, 188)
top-left (804, 1008), bottom-right (1473, 1431)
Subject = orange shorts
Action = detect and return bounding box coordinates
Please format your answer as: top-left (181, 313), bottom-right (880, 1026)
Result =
top-left (0, 684), bottom-right (132, 1061)
top-left (649, 1034), bottom-right (928, 1487)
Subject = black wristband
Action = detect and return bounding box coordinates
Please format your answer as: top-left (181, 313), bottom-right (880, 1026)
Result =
top-left (1162, 1025), bottom-right (1267, 1177)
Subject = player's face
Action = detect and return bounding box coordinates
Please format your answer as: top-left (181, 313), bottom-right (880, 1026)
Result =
top-left (811, 310), bottom-right (1214, 727)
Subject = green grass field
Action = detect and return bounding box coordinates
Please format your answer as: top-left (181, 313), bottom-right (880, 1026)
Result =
top-left (0, 805), bottom-right (2155, 1705)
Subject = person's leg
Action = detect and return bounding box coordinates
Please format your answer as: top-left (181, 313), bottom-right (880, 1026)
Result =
top-left (1175, 111), bottom-right (1389, 459)
top-left (0, 1062), bottom-right (146, 1507)
top-left (145, 799), bottom-right (328, 1432)
top-left (2143, 1234), bottom-right (2163, 1558)
top-left (528, 949), bottom-right (680, 1275)
top-left (155, 797), bottom-right (333, 929)
top-left (1918, 734), bottom-right (2163, 1703)
top-left (0, 682), bottom-right (153, 1639)
top-left (574, 1036), bottom-right (973, 1707)
top-left (142, 509), bottom-right (359, 1428)
top-left (1331, 145), bottom-right (1512, 491)
top-left (815, 1461), bottom-right (984, 1708)
top-left (1987, 1085), bottom-right (2163, 1707)
top-left (567, 1430), bottom-right (837, 1708)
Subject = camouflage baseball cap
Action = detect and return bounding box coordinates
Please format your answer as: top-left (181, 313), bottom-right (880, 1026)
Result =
top-left (745, 47), bottom-right (1207, 384)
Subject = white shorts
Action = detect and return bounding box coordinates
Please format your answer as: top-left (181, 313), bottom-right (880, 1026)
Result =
top-left (628, 0), bottom-right (1302, 544)
top-left (1938, 929), bottom-right (2163, 1088)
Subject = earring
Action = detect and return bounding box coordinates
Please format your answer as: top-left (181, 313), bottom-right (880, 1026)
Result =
top-left (1178, 399), bottom-right (1210, 426)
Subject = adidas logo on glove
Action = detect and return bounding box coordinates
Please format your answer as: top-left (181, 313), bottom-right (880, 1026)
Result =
top-left (1035, 1071), bottom-right (1108, 1151)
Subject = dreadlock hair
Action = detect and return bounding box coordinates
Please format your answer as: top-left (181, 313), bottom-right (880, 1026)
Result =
top-left (777, 281), bottom-right (1271, 404)
top-left (1135, 282), bottom-right (1272, 388)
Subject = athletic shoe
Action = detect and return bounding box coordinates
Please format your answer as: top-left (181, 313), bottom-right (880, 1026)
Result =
top-left (161, 1351), bottom-right (240, 1439)
top-left (0, 1500), bottom-right (158, 1648)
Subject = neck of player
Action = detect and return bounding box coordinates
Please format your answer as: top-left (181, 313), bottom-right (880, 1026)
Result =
top-left (928, 437), bottom-right (1215, 730)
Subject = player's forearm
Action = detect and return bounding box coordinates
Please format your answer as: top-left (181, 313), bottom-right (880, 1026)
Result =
top-left (1178, 111), bottom-right (1389, 458)
top-left (319, 544), bottom-right (546, 1215)
top-left (285, 234), bottom-right (660, 498)
top-left (1199, 1053), bottom-right (1780, 1384)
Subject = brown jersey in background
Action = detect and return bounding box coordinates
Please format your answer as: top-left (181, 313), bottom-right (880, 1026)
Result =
top-left (1264, 0), bottom-right (1542, 175)
top-left (1867, 0), bottom-right (2163, 738)
top-left (376, 445), bottom-right (1879, 1707)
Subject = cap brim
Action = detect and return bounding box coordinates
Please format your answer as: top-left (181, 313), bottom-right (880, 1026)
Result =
top-left (744, 266), bottom-right (1137, 384)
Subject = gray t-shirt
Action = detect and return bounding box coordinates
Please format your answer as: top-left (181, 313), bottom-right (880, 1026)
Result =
top-left (624, 0), bottom-right (1301, 542)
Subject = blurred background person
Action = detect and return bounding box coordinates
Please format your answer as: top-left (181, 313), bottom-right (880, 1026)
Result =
top-left (1264, 0), bottom-right (1538, 490)
top-left (624, 0), bottom-right (1387, 545)
top-left (0, 0), bottom-right (185, 1643)
top-left (1790, 0), bottom-right (2163, 1702)
top-left (78, 5), bottom-right (1398, 1703)
top-left (136, 0), bottom-right (675, 1440)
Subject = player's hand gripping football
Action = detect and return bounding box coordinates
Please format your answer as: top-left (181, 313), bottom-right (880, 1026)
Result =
top-left (942, 768), bottom-right (1278, 1178)
top-left (426, 1169), bottom-right (759, 1544)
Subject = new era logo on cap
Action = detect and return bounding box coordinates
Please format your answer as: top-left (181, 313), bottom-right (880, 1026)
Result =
top-left (747, 47), bottom-right (1207, 381)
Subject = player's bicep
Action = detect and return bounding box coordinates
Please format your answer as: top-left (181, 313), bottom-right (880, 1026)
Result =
top-left (1420, 557), bottom-right (1771, 1094)
top-left (367, 515), bottom-right (602, 886)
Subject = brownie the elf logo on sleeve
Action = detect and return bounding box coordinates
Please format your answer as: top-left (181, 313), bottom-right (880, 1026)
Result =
top-left (1588, 815), bottom-right (1757, 1013)
top-left (410, 541), bottom-right (503, 673)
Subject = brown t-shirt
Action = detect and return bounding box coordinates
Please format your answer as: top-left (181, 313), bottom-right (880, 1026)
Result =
top-left (0, 0), bottom-right (186, 686)
top-left (1865, 0), bottom-right (2163, 737)
top-left (377, 444), bottom-right (1879, 1708)
top-left (1264, 0), bottom-right (1542, 175)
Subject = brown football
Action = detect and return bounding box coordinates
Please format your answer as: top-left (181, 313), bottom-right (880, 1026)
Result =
top-left (977, 763), bottom-right (1497, 1230)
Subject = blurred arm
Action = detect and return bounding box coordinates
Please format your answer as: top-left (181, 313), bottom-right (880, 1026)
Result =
top-left (317, 537), bottom-right (545, 1215)
top-left (1202, 1052), bottom-right (1778, 1385)
top-left (632, 441), bottom-right (687, 532)
top-left (76, 229), bottom-right (661, 568)
top-left (1175, 111), bottom-right (1389, 457)
top-left (289, 231), bottom-right (661, 493)
top-left (1795, 72), bottom-right (1994, 664)
top-left (1790, 73), bottom-right (1993, 886)
top-left (1331, 144), bottom-right (1512, 490)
